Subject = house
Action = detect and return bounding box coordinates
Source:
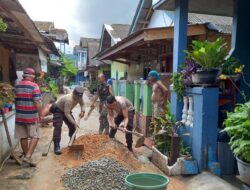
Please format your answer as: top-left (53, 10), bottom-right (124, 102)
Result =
top-left (73, 37), bottom-right (101, 84)
top-left (0, 0), bottom-right (59, 167)
top-left (0, 0), bottom-right (60, 82)
top-left (34, 21), bottom-right (69, 54)
top-left (96, 0), bottom-right (232, 138)
top-left (150, 0), bottom-right (250, 178)
top-left (73, 45), bottom-right (87, 85)
top-left (95, 24), bottom-right (145, 81)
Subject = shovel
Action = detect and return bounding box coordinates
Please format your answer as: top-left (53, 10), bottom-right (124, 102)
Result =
top-left (117, 123), bottom-right (145, 148)
top-left (68, 118), bottom-right (81, 147)
top-left (84, 106), bottom-right (95, 120)
top-left (41, 138), bottom-right (53, 157)
top-left (68, 106), bottom-right (94, 147)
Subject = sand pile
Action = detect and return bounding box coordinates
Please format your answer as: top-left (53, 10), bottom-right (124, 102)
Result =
top-left (56, 134), bottom-right (143, 170)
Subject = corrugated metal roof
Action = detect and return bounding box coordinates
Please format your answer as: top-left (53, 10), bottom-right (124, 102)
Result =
top-left (111, 24), bottom-right (131, 40)
top-left (87, 41), bottom-right (102, 66)
top-left (80, 38), bottom-right (99, 48)
top-left (188, 13), bottom-right (232, 33)
top-left (34, 21), bottom-right (54, 33)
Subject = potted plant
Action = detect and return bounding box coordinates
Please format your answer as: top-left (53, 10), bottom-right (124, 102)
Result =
top-left (0, 82), bottom-right (15, 113)
top-left (185, 37), bottom-right (228, 85)
top-left (223, 102), bottom-right (250, 182)
top-left (220, 57), bottom-right (243, 80)
top-left (172, 59), bottom-right (201, 98)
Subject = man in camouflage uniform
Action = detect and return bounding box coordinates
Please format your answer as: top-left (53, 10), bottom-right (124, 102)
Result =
top-left (91, 74), bottom-right (112, 134)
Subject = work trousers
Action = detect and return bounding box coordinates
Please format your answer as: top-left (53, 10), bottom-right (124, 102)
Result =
top-left (50, 104), bottom-right (75, 144)
top-left (109, 110), bottom-right (135, 149)
top-left (99, 102), bottom-right (109, 135)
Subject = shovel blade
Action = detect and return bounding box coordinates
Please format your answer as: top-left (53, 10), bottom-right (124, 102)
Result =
top-left (42, 153), bottom-right (48, 157)
top-left (135, 136), bottom-right (145, 148)
top-left (69, 144), bottom-right (84, 151)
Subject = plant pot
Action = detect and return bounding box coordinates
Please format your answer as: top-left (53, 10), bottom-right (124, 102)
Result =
top-left (191, 69), bottom-right (219, 85)
top-left (236, 156), bottom-right (250, 182)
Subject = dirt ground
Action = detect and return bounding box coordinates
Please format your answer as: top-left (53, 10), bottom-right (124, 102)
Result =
top-left (0, 93), bottom-right (187, 190)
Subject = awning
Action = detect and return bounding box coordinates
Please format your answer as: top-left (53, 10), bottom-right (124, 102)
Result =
top-left (87, 65), bottom-right (100, 71)
top-left (153, 0), bottom-right (233, 17)
top-left (96, 24), bottom-right (207, 63)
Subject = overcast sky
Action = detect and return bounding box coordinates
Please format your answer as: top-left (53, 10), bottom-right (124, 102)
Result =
top-left (19, 0), bottom-right (140, 53)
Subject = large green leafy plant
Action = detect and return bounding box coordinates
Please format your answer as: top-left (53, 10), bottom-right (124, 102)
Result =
top-left (185, 38), bottom-right (228, 69)
top-left (0, 17), bottom-right (7, 32)
top-left (36, 75), bottom-right (59, 97)
top-left (171, 72), bottom-right (185, 99)
top-left (223, 102), bottom-right (250, 163)
top-left (150, 102), bottom-right (175, 155)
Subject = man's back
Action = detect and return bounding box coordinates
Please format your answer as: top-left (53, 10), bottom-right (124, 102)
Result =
top-left (55, 93), bottom-right (74, 112)
top-left (15, 79), bottom-right (41, 124)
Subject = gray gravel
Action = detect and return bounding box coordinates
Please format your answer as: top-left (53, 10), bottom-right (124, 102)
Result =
top-left (62, 157), bottom-right (131, 190)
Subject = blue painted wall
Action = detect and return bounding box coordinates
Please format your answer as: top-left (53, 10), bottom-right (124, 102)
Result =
top-left (230, 0), bottom-right (250, 101)
top-left (174, 87), bottom-right (219, 172)
top-left (171, 0), bottom-right (188, 120)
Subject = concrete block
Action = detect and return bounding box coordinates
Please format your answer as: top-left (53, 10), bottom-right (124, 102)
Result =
top-left (152, 146), bottom-right (199, 176)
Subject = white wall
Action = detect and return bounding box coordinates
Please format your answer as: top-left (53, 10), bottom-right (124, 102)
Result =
top-left (148, 10), bottom-right (174, 28)
top-left (152, 0), bottom-right (161, 5)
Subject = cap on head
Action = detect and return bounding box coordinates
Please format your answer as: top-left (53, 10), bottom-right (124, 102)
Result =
top-left (23, 68), bottom-right (35, 78)
top-left (148, 70), bottom-right (160, 81)
top-left (73, 86), bottom-right (84, 97)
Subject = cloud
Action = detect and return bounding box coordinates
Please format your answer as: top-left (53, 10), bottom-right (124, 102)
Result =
top-left (19, 0), bottom-right (140, 52)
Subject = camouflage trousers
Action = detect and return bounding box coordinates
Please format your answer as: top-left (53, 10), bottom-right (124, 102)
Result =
top-left (109, 110), bottom-right (135, 150)
top-left (99, 102), bottom-right (109, 135)
top-left (152, 100), bottom-right (165, 118)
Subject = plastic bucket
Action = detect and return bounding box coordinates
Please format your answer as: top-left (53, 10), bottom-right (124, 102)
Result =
top-left (125, 173), bottom-right (169, 190)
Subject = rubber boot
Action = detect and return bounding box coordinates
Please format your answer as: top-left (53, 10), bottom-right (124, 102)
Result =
top-left (127, 144), bottom-right (133, 152)
top-left (54, 142), bottom-right (62, 155)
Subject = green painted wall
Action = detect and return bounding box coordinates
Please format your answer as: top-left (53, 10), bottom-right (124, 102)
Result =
top-left (134, 81), bottom-right (141, 112)
top-left (143, 83), bottom-right (152, 116)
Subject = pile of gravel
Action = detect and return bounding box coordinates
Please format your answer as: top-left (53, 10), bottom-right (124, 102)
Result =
top-left (62, 157), bottom-right (131, 190)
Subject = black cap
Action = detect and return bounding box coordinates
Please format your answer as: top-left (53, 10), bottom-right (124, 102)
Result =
top-left (73, 86), bottom-right (84, 97)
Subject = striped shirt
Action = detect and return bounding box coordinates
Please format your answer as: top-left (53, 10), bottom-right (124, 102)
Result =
top-left (15, 79), bottom-right (41, 125)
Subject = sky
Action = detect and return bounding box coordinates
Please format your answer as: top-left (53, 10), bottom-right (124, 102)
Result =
top-left (19, 0), bottom-right (140, 53)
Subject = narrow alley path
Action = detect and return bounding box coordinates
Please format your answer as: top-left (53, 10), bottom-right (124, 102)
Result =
top-left (0, 92), bottom-right (239, 190)
top-left (0, 92), bottom-right (184, 190)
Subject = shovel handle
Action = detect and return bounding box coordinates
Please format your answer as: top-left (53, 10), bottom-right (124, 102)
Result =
top-left (84, 106), bottom-right (95, 120)
top-left (117, 127), bottom-right (144, 137)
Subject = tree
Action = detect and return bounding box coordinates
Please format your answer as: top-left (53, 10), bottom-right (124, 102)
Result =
top-left (58, 54), bottom-right (77, 92)
top-left (59, 55), bottom-right (77, 77)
